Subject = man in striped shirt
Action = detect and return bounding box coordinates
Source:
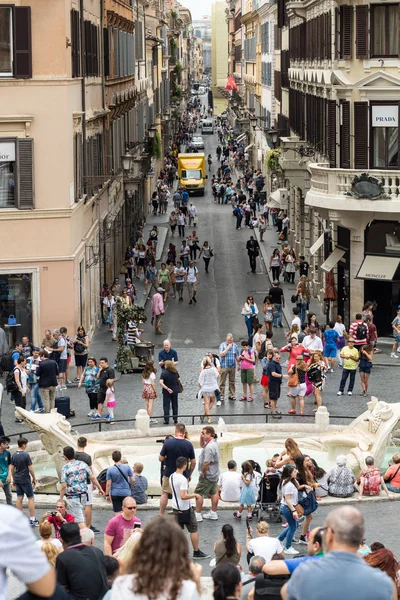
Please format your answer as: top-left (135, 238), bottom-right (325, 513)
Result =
top-left (349, 313), bottom-right (368, 348)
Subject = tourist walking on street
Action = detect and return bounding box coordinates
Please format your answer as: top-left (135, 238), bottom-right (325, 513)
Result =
top-left (307, 351), bottom-right (326, 410)
top-left (78, 357), bottom-right (99, 417)
top-left (234, 461), bottom-right (257, 520)
top-left (11, 437), bottom-right (39, 526)
top-left (179, 239), bottom-right (190, 268)
top-left (36, 351), bottom-right (58, 414)
top-left (234, 204), bottom-right (243, 229)
top-left (93, 357), bottom-right (115, 420)
top-left (174, 260), bottom-right (186, 302)
top-left (144, 258), bottom-right (158, 296)
top-left (199, 356), bottom-right (219, 424)
top-left (391, 306), bottom-right (400, 358)
top-left (337, 338), bottom-right (360, 396)
top-left (177, 211), bottom-right (186, 238)
top-left (160, 360), bottom-right (180, 425)
top-left (0, 436), bottom-right (12, 505)
top-left (73, 326), bottom-right (89, 381)
top-left (277, 465), bottom-right (300, 555)
top-left (13, 357), bottom-right (28, 423)
top-left (359, 344), bottom-right (373, 397)
top-left (267, 351), bottom-right (288, 418)
top-left (238, 341), bottom-right (256, 403)
top-left (261, 349), bottom-right (273, 408)
top-left (105, 379), bottom-right (116, 423)
top-left (142, 361), bottom-right (158, 422)
top-left (322, 321), bottom-right (340, 372)
top-left (151, 287), bottom-right (165, 335)
top-left (186, 260), bottom-right (200, 305)
top-left (199, 241), bottom-right (213, 273)
top-left (295, 276), bottom-right (310, 324)
top-left (105, 450), bottom-right (135, 514)
top-left (262, 295), bottom-right (274, 334)
top-left (157, 262), bottom-right (170, 302)
top-left (241, 296), bottom-right (258, 345)
top-left (258, 214), bottom-right (267, 241)
top-left (285, 250), bottom-right (296, 283)
top-left (246, 236), bottom-right (260, 274)
top-left (334, 315), bottom-right (347, 367)
top-left (168, 211), bottom-right (177, 236)
top-left (219, 334), bottom-right (240, 401)
top-left (195, 426), bottom-right (220, 522)
top-left (269, 281), bottom-right (285, 328)
top-left (270, 249), bottom-right (281, 282)
top-left (288, 355), bottom-right (307, 415)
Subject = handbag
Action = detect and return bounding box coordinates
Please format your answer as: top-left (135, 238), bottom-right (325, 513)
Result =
top-left (120, 265), bottom-right (128, 274)
top-left (8, 315), bottom-right (17, 326)
top-left (298, 490), bottom-right (318, 515)
top-left (170, 474), bottom-right (192, 525)
top-left (288, 372), bottom-right (299, 387)
top-left (177, 377), bottom-right (184, 394)
top-left (290, 294), bottom-right (298, 304)
top-left (272, 309), bottom-right (280, 319)
top-left (294, 503), bottom-right (305, 517)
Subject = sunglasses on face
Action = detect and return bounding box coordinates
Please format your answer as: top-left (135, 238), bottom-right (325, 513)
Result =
top-left (124, 506), bottom-right (137, 510)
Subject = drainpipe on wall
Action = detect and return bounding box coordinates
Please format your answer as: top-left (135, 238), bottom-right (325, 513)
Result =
top-left (80, 0), bottom-right (87, 194)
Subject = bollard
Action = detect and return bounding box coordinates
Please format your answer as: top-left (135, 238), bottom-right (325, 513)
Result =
top-left (135, 409), bottom-right (150, 435)
top-left (315, 406), bottom-right (330, 431)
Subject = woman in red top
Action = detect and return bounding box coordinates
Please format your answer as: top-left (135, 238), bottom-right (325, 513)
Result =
top-left (280, 336), bottom-right (305, 371)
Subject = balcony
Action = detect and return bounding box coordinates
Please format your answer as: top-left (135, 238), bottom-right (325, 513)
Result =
top-left (306, 163), bottom-right (400, 214)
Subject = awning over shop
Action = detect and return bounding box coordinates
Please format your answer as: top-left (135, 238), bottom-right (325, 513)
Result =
top-left (236, 133), bottom-right (246, 144)
top-left (356, 255), bottom-right (400, 281)
top-left (245, 143), bottom-right (254, 152)
top-left (309, 233), bottom-right (325, 256)
top-left (320, 247), bottom-right (346, 273)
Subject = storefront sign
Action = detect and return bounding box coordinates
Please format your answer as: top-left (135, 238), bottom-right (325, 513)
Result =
top-left (372, 105), bottom-right (398, 127)
top-left (0, 142), bottom-right (15, 162)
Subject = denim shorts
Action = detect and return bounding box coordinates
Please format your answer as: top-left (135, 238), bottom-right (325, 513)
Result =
top-left (16, 482), bottom-right (34, 499)
top-left (59, 359), bottom-right (67, 373)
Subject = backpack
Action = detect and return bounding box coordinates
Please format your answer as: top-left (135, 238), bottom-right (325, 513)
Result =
top-left (6, 368), bottom-right (19, 394)
top-left (307, 363), bottom-right (322, 383)
top-left (258, 340), bottom-right (266, 360)
top-left (0, 351), bottom-right (15, 373)
top-left (355, 322), bottom-right (367, 340)
top-left (246, 573), bottom-right (290, 600)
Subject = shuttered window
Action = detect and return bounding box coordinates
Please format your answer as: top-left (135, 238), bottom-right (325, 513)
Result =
top-left (355, 6), bottom-right (368, 59)
top-left (135, 21), bottom-right (144, 61)
top-left (339, 5), bottom-right (353, 59)
top-left (74, 132), bottom-right (83, 202)
top-left (371, 4), bottom-right (399, 57)
top-left (327, 100), bottom-right (337, 168)
top-left (340, 100), bottom-right (350, 169)
top-left (354, 102), bottom-right (369, 169)
top-left (84, 21), bottom-right (99, 76)
top-left (0, 7), bottom-right (32, 78)
top-left (103, 28), bottom-right (110, 77)
top-left (274, 70), bottom-right (281, 103)
top-left (71, 10), bottom-right (81, 77)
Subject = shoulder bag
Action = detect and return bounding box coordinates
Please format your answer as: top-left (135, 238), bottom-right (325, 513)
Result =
top-left (170, 474), bottom-right (192, 525)
top-left (115, 465), bottom-right (132, 488)
top-left (298, 490), bottom-right (318, 515)
top-left (176, 373), bottom-right (184, 394)
top-left (388, 464), bottom-right (400, 483)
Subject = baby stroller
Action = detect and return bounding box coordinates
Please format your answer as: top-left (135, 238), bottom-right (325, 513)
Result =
top-left (252, 472), bottom-right (282, 523)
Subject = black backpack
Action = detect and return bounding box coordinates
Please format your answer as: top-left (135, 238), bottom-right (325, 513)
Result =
top-left (251, 573), bottom-right (290, 600)
top-left (355, 322), bottom-right (367, 340)
top-left (307, 363), bottom-right (322, 383)
top-left (6, 368), bottom-right (19, 394)
top-left (0, 351), bottom-right (15, 373)
top-left (258, 340), bottom-right (266, 360)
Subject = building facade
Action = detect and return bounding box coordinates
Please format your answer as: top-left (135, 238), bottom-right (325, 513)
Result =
top-left (211, 2), bottom-right (229, 93)
top-left (0, 0), bottom-right (192, 345)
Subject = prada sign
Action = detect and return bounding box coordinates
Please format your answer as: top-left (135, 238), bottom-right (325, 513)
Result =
top-left (372, 105), bottom-right (398, 128)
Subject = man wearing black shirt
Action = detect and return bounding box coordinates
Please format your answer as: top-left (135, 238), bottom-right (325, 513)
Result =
top-left (158, 423), bottom-right (196, 515)
top-left (268, 281), bottom-right (285, 328)
top-left (246, 236), bottom-right (260, 274)
top-left (57, 523), bottom-right (108, 600)
top-left (266, 351), bottom-right (288, 419)
top-left (298, 256), bottom-right (310, 277)
top-left (93, 357), bottom-right (115, 420)
top-left (37, 351), bottom-right (59, 413)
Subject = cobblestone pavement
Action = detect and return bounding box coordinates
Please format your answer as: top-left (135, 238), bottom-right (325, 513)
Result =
top-left (30, 502), bottom-right (400, 577)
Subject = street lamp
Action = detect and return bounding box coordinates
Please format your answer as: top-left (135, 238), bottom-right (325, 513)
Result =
top-left (148, 126), bottom-right (157, 139)
top-left (267, 129), bottom-right (280, 148)
top-left (121, 153), bottom-right (133, 173)
top-left (249, 114), bottom-right (257, 131)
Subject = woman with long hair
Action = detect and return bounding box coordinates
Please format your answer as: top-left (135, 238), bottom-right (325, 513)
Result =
top-left (307, 313), bottom-right (320, 335)
top-left (288, 355), bottom-right (307, 415)
top-left (359, 343), bottom-right (373, 397)
top-left (285, 249), bottom-right (296, 284)
top-left (262, 295), bottom-right (274, 334)
top-left (113, 530), bottom-right (142, 566)
top-left (112, 516), bottom-right (202, 599)
top-left (40, 541), bottom-right (61, 567)
top-left (213, 524), bottom-right (242, 566)
top-left (295, 275), bottom-right (310, 325)
top-left (142, 362), bottom-right (157, 423)
top-left (277, 465), bottom-right (300, 555)
top-left (307, 351), bottom-right (326, 411)
top-left (295, 454), bottom-right (317, 545)
top-left (36, 520), bottom-right (63, 551)
top-left (241, 296), bottom-right (259, 346)
top-left (78, 357), bottom-right (99, 417)
top-left (275, 438), bottom-right (302, 469)
top-left (269, 249), bottom-right (281, 283)
top-left (73, 325), bottom-right (89, 380)
top-left (212, 563), bottom-right (242, 600)
top-left (160, 360), bottom-right (180, 425)
top-left (364, 548), bottom-right (399, 583)
top-left (199, 356), bottom-right (219, 424)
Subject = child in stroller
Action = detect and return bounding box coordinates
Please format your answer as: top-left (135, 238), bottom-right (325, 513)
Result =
top-left (252, 459), bottom-right (282, 522)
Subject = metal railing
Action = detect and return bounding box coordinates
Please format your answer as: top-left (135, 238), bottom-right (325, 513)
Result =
top-left (7, 412), bottom-right (356, 440)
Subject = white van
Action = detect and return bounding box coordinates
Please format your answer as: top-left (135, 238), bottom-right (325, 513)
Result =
top-left (201, 119), bottom-right (213, 134)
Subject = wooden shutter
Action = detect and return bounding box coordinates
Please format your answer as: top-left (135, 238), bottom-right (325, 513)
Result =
top-left (354, 102), bottom-right (369, 169)
top-left (327, 100), bottom-right (337, 168)
top-left (14, 7), bottom-right (32, 78)
top-left (340, 101), bottom-right (350, 169)
top-left (355, 5), bottom-right (368, 59)
top-left (341, 6), bottom-right (353, 59)
top-left (17, 138), bottom-right (34, 209)
top-left (103, 27), bottom-right (109, 77)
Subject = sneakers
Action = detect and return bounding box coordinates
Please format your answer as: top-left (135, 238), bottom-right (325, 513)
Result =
top-left (337, 391), bottom-right (343, 396)
top-left (228, 396), bottom-right (236, 401)
top-left (193, 549), bottom-right (210, 559)
top-left (195, 512), bottom-right (203, 522)
top-left (61, 385), bottom-right (67, 390)
top-left (203, 511), bottom-right (218, 520)
top-left (90, 525), bottom-right (101, 533)
top-left (347, 391), bottom-right (353, 396)
top-left (35, 408), bottom-right (45, 413)
top-left (87, 410), bottom-right (95, 417)
top-left (56, 386), bottom-right (62, 391)
top-left (298, 535), bottom-right (308, 544)
top-left (391, 353), bottom-right (399, 358)
top-left (284, 547), bottom-right (299, 555)
top-left (91, 413), bottom-right (102, 420)
top-left (330, 369), bottom-right (334, 373)
top-left (30, 518), bottom-right (40, 527)
top-left (216, 400), bottom-right (222, 406)
top-left (73, 377), bottom-right (80, 382)
top-left (193, 296), bottom-right (197, 303)
top-left (104, 415), bottom-right (112, 422)
top-left (233, 511), bottom-right (242, 519)
top-left (150, 418), bottom-right (158, 424)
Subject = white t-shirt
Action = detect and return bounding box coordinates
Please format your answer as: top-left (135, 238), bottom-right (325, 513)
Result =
top-left (35, 538), bottom-right (63, 551)
top-left (252, 333), bottom-right (266, 352)
top-left (334, 322), bottom-right (346, 337)
top-left (0, 505), bottom-right (51, 600)
top-left (218, 471), bottom-right (242, 502)
top-left (247, 536), bottom-right (283, 563)
top-left (291, 317), bottom-right (301, 330)
top-left (186, 267), bottom-right (198, 284)
top-left (110, 574), bottom-right (200, 600)
top-left (143, 372), bottom-right (156, 385)
top-left (169, 473), bottom-right (191, 511)
top-left (302, 335), bottom-right (323, 352)
top-left (281, 481), bottom-right (298, 506)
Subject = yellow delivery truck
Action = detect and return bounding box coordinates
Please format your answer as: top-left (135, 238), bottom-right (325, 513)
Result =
top-left (178, 153), bottom-right (206, 195)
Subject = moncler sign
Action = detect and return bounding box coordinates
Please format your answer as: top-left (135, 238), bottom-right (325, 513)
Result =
top-left (0, 142), bottom-right (15, 162)
top-left (372, 105), bottom-right (398, 127)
